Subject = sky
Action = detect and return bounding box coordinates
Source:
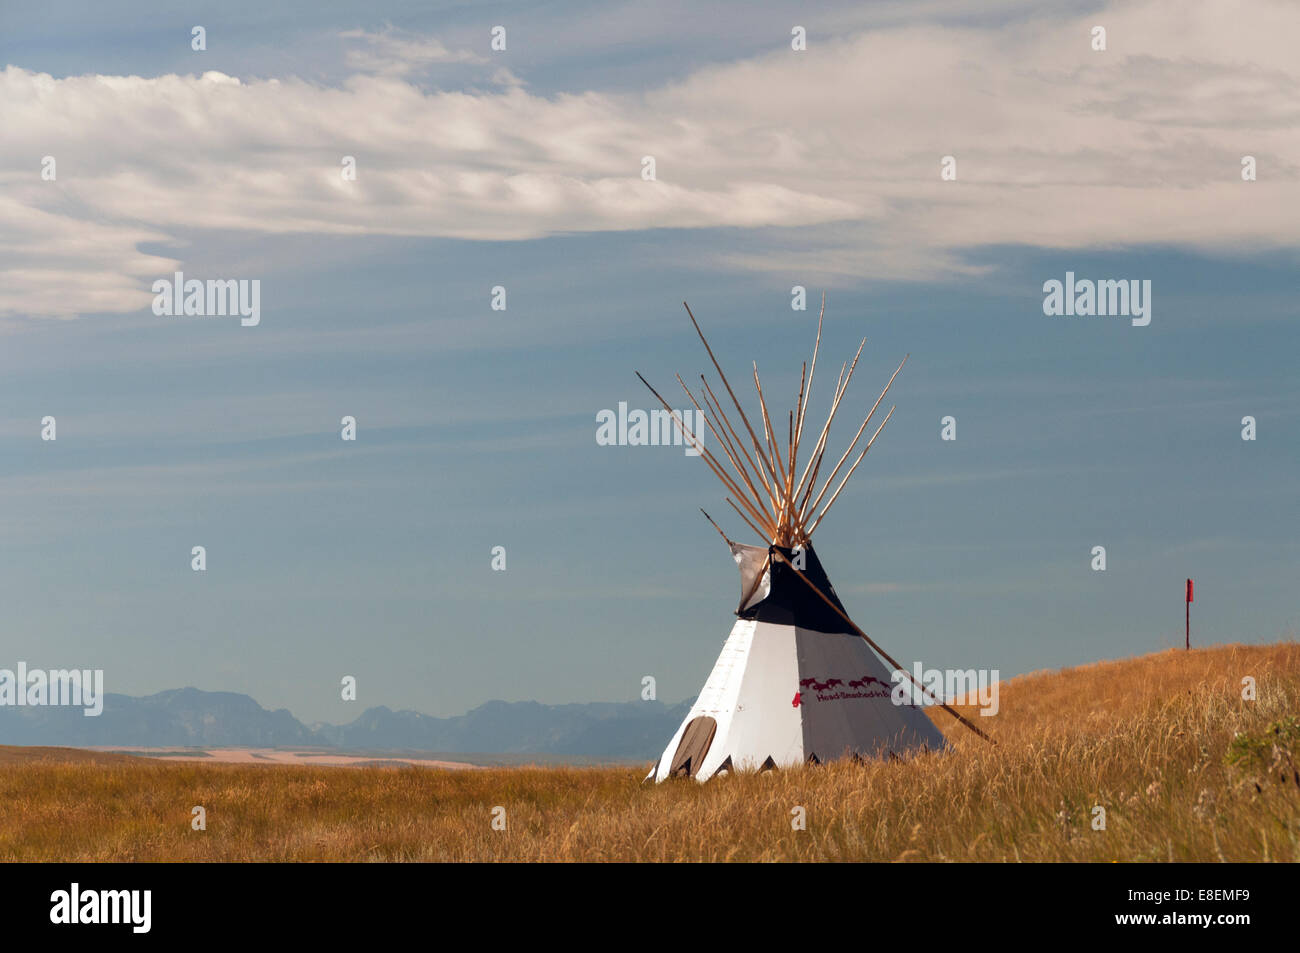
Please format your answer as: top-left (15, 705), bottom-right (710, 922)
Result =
top-left (1, 0), bottom-right (1296, 724)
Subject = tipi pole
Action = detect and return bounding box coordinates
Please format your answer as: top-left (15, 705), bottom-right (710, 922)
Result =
top-left (635, 372), bottom-right (777, 537)
top-left (676, 375), bottom-right (770, 517)
top-left (789, 339), bottom-right (866, 508)
top-left (682, 303), bottom-right (783, 490)
top-left (800, 355), bottom-right (908, 522)
top-left (699, 508), bottom-right (732, 545)
top-left (806, 406), bottom-right (896, 535)
top-left (770, 550), bottom-right (997, 746)
top-left (751, 363), bottom-right (789, 490)
top-left (700, 376), bottom-right (777, 509)
top-left (795, 293), bottom-right (825, 450)
top-left (726, 497), bottom-right (771, 543)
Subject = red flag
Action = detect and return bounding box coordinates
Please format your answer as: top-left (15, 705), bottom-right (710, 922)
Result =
top-left (1186, 579), bottom-right (1194, 603)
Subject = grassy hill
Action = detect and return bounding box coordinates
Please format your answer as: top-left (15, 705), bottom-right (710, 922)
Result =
top-left (1, 642), bottom-right (1296, 861)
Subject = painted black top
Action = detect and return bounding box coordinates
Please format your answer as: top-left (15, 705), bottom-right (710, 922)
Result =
top-left (737, 544), bottom-right (853, 634)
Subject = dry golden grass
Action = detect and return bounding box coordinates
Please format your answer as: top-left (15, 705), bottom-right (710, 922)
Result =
top-left (2, 642), bottom-right (1297, 861)
top-left (0, 746), bottom-right (138, 767)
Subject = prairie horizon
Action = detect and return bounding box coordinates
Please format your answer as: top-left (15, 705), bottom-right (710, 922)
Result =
top-left (3, 641), bottom-right (1295, 863)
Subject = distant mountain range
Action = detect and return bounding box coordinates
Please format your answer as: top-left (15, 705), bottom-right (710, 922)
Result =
top-left (0, 688), bottom-right (691, 759)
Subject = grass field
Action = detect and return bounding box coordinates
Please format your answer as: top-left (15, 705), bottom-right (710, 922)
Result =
top-left (2, 642), bottom-right (1297, 861)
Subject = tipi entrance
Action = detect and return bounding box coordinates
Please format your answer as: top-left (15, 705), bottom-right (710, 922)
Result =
top-left (668, 716), bottom-right (717, 778)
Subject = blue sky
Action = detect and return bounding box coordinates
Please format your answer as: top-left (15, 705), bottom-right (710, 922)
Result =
top-left (1, 0), bottom-right (1296, 723)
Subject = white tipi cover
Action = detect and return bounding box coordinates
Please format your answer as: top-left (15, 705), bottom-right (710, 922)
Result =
top-left (648, 543), bottom-right (947, 781)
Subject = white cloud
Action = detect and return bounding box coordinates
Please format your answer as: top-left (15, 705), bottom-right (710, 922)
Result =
top-left (2, 0), bottom-right (1298, 318)
top-left (0, 194), bottom-right (175, 319)
top-left (339, 27), bottom-right (487, 75)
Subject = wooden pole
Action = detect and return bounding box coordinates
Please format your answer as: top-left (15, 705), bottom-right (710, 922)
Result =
top-left (789, 339), bottom-right (866, 507)
top-left (770, 549), bottom-right (997, 746)
top-left (799, 354), bottom-right (907, 523)
top-left (806, 405), bottom-right (896, 535)
top-left (676, 375), bottom-right (770, 518)
top-left (701, 376), bottom-right (776, 508)
top-left (682, 303), bottom-right (783, 490)
top-left (635, 372), bottom-right (777, 537)
top-left (751, 362), bottom-right (789, 490)
top-left (699, 508), bottom-right (732, 546)
top-left (726, 497), bottom-right (771, 544)
top-left (796, 293), bottom-right (824, 450)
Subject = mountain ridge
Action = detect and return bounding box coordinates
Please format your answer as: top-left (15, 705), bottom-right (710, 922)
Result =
top-left (0, 688), bottom-right (691, 758)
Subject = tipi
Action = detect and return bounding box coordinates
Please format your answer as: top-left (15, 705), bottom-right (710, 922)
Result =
top-left (641, 299), bottom-right (990, 782)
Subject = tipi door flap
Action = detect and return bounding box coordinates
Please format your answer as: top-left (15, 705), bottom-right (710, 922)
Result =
top-left (669, 716), bottom-right (718, 778)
